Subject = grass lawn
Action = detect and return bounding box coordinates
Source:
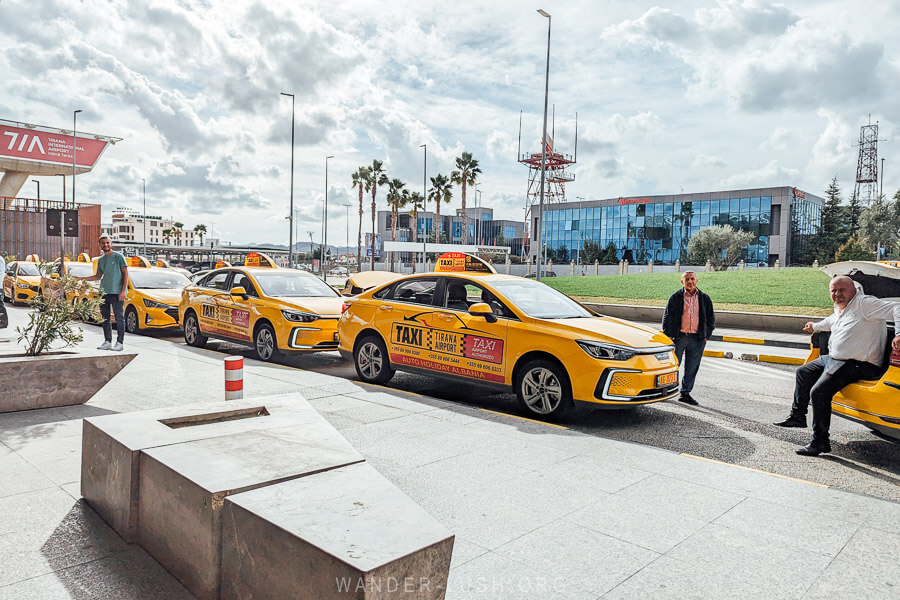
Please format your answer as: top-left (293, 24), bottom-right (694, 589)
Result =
top-left (542, 268), bottom-right (834, 316)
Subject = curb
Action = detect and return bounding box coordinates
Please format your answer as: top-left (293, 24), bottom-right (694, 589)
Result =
top-left (709, 333), bottom-right (808, 350)
top-left (702, 349), bottom-right (806, 366)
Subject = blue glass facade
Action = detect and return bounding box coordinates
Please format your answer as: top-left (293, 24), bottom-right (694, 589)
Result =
top-left (540, 195), bottom-right (781, 264)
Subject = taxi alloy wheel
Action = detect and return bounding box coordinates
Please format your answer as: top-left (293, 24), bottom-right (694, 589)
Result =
top-left (516, 359), bottom-right (571, 418)
top-left (354, 335), bottom-right (394, 384)
top-left (183, 311), bottom-right (207, 347)
top-left (125, 306), bottom-right (140, 334)
top-left (254, 323), bottom-right (279, 362)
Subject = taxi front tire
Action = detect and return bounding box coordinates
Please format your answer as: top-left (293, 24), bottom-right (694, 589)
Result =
top-left (254, 322), bottom-right (280, 362)
top-left (183, 311), bottom-right (207, 348)
top-left (515, 358), bottom-right (572, 419)
top-left (124, 306), bottom-right (140, 334)
top-left (353, 335), bottom-right (394, 384)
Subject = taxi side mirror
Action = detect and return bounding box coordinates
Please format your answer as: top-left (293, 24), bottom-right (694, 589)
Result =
top-left (229, 286), bottom-right (249, 300)
top-left (468, 302), bottom-right (497, 323)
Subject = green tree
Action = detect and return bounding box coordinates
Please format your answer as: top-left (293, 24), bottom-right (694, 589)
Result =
top-left (835, 235), bottom-right (876, 261)
top-left (428, 173), bottom-right (453, 243)
top-left (687, 225), bottom-right (755, 271)
top-left (556, 245), bottom-right (570, 263)
top-left (814, 177), bottom-right (848, 263)
top-left (600, 242), bottom-right (618, 264)
top-left (581, 240), bottom-right (601, 265)
top-left (162, 228), bottom-right (173, 245)
top-left (351, 166), bottom-right (370, 272)
top-left (858, 191), bottom-right (900, 256)
top-left (172, 222), bottom-right (184, 246)
top-left (363, 160), bottom-right (388, 269)
top-left (193, 224), bottom-right (207, 246)
top-left (385, 178), bottom-right (407, 270)
top-left (450, 152), bottom-right (481, 245)
top-left (847, 189), bottom-right (862, 238)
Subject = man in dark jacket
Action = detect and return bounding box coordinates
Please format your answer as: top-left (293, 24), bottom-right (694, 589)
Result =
top-left (662, 271), bottom-right (715, 405)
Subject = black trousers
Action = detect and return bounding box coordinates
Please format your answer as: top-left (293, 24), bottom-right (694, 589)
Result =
top-left (792, 356), bottom-right (882, 441)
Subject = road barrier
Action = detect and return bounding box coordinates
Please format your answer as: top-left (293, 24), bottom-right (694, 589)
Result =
top-left (224, 356), bottom-right (243, 400)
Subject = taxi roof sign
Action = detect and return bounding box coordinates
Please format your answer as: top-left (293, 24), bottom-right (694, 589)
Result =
top-left (244, 252), bottom-right (278, 268)
top-left (25, 254), bottom-right (39, 262)
top-left (77, 252), bottom-right (91, 263)
top-left (434, 252), bottom-right (496, 274)
top-left (155, 258), bottom-right (171, 268)
top-left (215, 260), bottom-right (232, 269)
top-left (127, 256), bottom-right (152, 268)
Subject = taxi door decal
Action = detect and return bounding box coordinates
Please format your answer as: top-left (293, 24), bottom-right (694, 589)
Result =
top-left (388, 312), bottom-right (506, 383)
top-left (199, 298), bottom-right (252, 341)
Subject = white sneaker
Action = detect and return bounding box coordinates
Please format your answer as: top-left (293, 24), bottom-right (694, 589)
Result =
top-left (97, 341), bottom-right (112, 350)
top-left (111, 342), bottom-right (123, 351)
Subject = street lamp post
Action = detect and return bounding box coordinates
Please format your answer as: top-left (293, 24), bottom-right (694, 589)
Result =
top-left (536, 9), bottom-right (551, 282)
top-left (420, 144), bottom-right (427, 272)
top-left (280, 93), bottom-right (295, 267)
top-left (142, 179), bottom-right (147, 257)
top-left (343, 203), bottom-right (352, 260)
top-left (575, 196), bottom-right (585, 266)
top-left (32, 179), bottom-right (39, 201)
top-left (322, 155), bottom-right (334, 278)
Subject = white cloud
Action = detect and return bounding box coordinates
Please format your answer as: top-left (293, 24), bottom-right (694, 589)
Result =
top-left (718, 159), bottom-right (799, 189)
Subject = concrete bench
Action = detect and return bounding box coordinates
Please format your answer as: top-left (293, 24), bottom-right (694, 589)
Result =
top-left (81, 392), bottom-right (454, 600)
top-left (221, 461), bottom-right (453, 600)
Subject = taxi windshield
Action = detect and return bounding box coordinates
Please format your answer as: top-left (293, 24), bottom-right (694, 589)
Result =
top-left (17, 263), bottom-right (41, 276)
top-left (254, 272), bottom-right (339, 297)
top-left (65, 263), bottom-right (94, 277)
top-left (129, 270), bottom-right (191, 289)
top-left (491, 279), bottom-right (592, 319)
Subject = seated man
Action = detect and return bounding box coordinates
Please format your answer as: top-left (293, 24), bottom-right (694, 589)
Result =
top-left (775, 276), bottom-right (900, 456)
top-left (446, 284), bottom-right (469, 311)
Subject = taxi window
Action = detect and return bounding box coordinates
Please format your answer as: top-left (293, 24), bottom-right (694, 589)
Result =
top-left (204, 271), bottom-right (232, 291)
top-left (232, 273), bottom-right (259, 297)
top-left (16, 263), bottom-right (40, 276)
top-left (441, 279), bottom-right (514, 318)
top-left (391, 278), bottom-right (437, 305)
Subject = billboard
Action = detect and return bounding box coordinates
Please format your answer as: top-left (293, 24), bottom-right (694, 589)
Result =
top-left (0, 123), bottom-right (108, 168)
top-left (365, 233), bottom-right (382, 257)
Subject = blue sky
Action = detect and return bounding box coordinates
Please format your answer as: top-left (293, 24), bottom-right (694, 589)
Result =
top-left (1, 0), bottom-right (897, 246)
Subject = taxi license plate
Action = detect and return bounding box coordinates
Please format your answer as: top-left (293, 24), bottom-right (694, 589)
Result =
top-left (657, 372), bottom-right (678, 387)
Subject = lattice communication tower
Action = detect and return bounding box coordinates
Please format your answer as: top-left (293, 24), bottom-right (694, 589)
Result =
top-left (854, 119), bottom-right (878, 205)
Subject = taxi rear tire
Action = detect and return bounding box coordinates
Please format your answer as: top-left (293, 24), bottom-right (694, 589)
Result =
top-left (254, 322), bottom-right (280, 362)
top-left (515, 358), bottom-right (572, 419)
top-left (124, 306), bottom-right (140, 334)
top-left (183, 310), bottom-right (207, 348)
top-left (354, 335), bottom-right (394, 384)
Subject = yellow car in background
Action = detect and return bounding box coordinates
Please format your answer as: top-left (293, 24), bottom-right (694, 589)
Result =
top-left (178, 252), bottom-right (344, 361)
top-left (3, 259), bottom-right (44, 305)
top-left (118, 256), bottom-right (191, 333)
top-left (338, 252), bottom-right (680, 419)
top-left (40, 253), bottom-right (96, 303)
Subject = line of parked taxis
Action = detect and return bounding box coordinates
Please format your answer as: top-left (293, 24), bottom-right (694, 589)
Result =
top-left (6, 251), bottom-right (897, 434)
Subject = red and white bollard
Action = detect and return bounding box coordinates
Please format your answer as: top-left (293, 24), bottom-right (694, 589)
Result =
top-left (224, 356), bottom-right (243, 400)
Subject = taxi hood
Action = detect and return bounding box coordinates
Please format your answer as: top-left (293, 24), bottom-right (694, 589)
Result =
top-left (272, 296), bottom-right (344, 316)
top-left (18, 275), bottom-right (42, 285)
top-left (546, 315), bottom-right (673, 348)
top-left (136, 288), bottom-right (183, 304)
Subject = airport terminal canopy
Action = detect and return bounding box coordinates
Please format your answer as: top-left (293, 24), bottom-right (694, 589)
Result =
top-left (0, 118), bottom-right (122, 197)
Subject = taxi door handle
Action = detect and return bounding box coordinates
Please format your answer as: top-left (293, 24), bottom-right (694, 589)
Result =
top-left (438, 313), bottom-right (454, 321)
top-left (378, 305), bottom-right (393, 312)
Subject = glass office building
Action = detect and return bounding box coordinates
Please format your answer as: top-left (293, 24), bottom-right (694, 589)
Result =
top-left (532, 186), bottom-right (823, 266)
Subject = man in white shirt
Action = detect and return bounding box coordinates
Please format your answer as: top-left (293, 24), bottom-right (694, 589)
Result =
top-left (775, 276), bottom-right (900, 455)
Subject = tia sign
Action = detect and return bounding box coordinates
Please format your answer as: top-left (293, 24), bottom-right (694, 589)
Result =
top-left (0, 123), bottom-right (108, 168)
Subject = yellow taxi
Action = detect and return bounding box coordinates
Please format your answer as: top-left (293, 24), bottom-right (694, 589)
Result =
top-left (40, 253), bottom-right (96, 303)
top-left (120, 255), bottom-right (192, 334)
top-left (178, 252), bottom-right (344, 361)
top-left (3, 257), bottom-right (44, 305)
top-left (338, 252), bottom-right (680, 419)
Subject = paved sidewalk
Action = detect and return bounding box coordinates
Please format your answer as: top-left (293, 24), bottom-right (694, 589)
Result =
top-left (1, 306), bottom-right (898, 599)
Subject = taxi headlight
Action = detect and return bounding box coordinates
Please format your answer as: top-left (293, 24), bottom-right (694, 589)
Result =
top-left (143, 299), bottom-right (175, 309)
top-left (281, 309), bottom-right (318, 323)
top-left (576, 340), bottom-right (636, 361)
top-left (17, 283), bottom-right (30, 289)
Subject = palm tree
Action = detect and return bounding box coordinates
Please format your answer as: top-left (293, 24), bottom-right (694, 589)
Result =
top-left (162, 228), bottom-right (173, 245)
top-left (172, 222), bottom-right (184, 246)
top-left (428, 173), bottom-right (453, 244)
top-left (386, 178), bottom-right (408, 271)
top-left (363, 160), bottom-right (388, 270)
top-left (450, 152), bottom-right (481, 245)
top-left (351, 166), bottom-right (370, 273)
top-left (407, 191), bottom-right (424, 273)
top-left (193, 224), bottom-right (207, 247)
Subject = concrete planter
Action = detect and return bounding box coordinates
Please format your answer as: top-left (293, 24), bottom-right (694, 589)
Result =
top-left (0, 348), bottom-right (136, 413)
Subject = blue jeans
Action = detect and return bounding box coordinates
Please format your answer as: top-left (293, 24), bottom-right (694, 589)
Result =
top-left (100, 294), bottom-right (125, 343)
top-left (675, 333), bottom-right (706, 393)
